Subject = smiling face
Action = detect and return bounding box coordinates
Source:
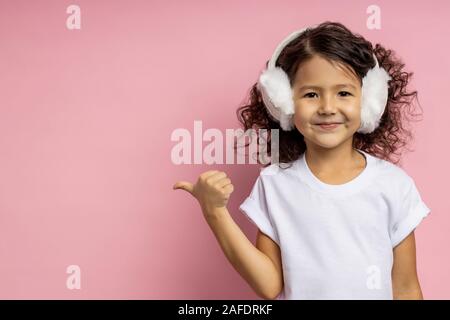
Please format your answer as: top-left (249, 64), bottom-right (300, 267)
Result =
top-left (292, 54), bottom-right (362, 150)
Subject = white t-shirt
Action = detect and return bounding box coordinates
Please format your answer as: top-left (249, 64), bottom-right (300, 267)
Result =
top-left (239, 149), bottom-right (431, 300)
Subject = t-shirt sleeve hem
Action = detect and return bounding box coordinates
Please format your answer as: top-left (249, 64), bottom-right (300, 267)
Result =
top-left (239, 196), bottom-right (279, 246)
top-left (391, 201), bottom-right (431, 248)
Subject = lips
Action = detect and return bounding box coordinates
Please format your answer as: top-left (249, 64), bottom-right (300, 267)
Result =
top-left (315, 123), bottom-right (341, 130)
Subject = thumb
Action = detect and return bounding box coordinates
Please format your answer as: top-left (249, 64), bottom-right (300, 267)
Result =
top-left (173, 181), bottom-right (194, 195)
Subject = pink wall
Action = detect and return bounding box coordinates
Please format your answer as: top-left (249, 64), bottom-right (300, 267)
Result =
top-left (0, 0), bottom-right (448, 299)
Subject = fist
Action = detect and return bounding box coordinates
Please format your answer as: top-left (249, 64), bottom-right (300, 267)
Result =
top-left (173, 170), bottom-right (234, 212)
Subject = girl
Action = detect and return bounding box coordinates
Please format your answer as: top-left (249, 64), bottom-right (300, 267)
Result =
top-left (173, 21), bottom-right (431, 300)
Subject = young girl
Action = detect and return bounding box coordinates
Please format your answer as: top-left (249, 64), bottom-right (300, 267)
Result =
top-left (173, 21), bottom-right (431, 300)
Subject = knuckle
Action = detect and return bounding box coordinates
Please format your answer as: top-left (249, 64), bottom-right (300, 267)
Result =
top-left (209, 181), bottom-right (218, 189)
top-left (201, 170), bottom-right (216, 178)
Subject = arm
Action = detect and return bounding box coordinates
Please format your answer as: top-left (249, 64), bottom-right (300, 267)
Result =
top-left (174, 170), bottom-right (282, 299)
top-left (206, 207), bottom-right (284, 300)
top-left (255, 229), bottom-right (284, 299)
top-left (391, 231), bottom-right (424, 299)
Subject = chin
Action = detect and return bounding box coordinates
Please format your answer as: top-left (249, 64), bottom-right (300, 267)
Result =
top-left (307, 136), bottom-right (346, 149)
top-left (314, 142), bottom-right (343, 149)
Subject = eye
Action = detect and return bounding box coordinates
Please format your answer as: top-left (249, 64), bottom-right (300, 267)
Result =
top-left (338, 91), bottom-right (352, 97)
top-left (303, 92), bottom-right (317, 98)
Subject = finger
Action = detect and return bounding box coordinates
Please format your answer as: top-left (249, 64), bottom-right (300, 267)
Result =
top-left (200, 170), bottom-right (220, 180)
top-left (222, 184), bottom-right (234, 193)
top-left (206, 172), bottom-right (227, 184)
top-left (173, 181), bottom-right (194, 194)
top-left (216, 178), bottom-right (232, 188)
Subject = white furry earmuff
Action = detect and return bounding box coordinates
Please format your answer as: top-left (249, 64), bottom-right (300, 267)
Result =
top-left (257, 25), bottom-right (392, 133)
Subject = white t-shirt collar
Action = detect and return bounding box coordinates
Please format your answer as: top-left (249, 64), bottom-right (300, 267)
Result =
top-left (296, 148), bottom-right (377, 197)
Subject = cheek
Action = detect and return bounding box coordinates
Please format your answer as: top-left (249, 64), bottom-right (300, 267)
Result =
top-left (293, 104), bottom-right (316, 133)
top-left (293, 104), bottom-right (312, 124)
top-left (344, 102), bottom-right (362, 121)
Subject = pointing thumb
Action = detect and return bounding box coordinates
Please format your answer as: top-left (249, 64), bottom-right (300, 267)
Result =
top-left (173, 181), bottom-right (194, 195)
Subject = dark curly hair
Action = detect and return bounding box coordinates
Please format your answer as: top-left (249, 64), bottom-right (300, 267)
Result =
top-left (235, 21), bottom-right (423, 168)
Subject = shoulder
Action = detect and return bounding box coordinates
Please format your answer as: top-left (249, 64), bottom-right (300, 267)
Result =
top-left (259, 160), bottom-right (300, 181)
top-left (248, 160), bottom-right (302, 195)
top-left (370, 155), bottom-right (414, 193)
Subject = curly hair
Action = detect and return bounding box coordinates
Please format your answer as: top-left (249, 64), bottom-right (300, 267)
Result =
top-left (235, 21), bottom-right (423, 168)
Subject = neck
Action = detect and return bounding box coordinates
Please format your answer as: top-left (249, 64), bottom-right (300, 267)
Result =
top-left (304, 139), bottom-right (362, 173)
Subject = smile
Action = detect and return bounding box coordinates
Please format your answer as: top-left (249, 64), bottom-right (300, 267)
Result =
top-left (315, 123), bottom-right (341, 131)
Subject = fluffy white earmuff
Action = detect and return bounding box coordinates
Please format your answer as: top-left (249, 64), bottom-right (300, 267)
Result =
top-left (257, 26), bottom-right (392, 133)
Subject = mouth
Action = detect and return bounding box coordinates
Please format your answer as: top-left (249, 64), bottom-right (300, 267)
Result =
top-left (315, 122), bottom-right (343, 125)
top-left (314, 123), bottom-right (342, 130)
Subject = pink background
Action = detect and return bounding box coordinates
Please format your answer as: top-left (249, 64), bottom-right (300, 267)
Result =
top-left (0, 0), bottom-right (448, 299)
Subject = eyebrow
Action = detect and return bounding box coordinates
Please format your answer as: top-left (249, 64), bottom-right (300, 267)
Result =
top-left (299, 84), bottom-right (357, 91)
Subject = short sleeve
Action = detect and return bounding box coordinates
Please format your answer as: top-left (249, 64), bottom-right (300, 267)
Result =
top-left (390, 177), bottom-right (431, 248)
top-left (239, 176), bottom-right (279, 245)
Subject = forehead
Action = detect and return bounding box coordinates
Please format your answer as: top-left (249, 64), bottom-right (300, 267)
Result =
top-left (294, 55), bottom-right (360, 87)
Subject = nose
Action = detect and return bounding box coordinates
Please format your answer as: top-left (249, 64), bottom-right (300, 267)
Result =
top-left (317, 95), bottom-right (337, 115)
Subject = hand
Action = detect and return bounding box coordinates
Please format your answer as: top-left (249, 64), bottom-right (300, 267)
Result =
top-left (173, 170), bottom-right (234, 215)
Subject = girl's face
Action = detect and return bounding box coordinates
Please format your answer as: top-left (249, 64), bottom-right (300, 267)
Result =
top-left (292, 55), bottom-right (362, 150)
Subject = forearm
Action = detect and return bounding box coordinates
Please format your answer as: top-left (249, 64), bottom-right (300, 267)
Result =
top-left (393, 284), bottom-right (423, 300)
top-left (204, 206), bottom-right (281, 299)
